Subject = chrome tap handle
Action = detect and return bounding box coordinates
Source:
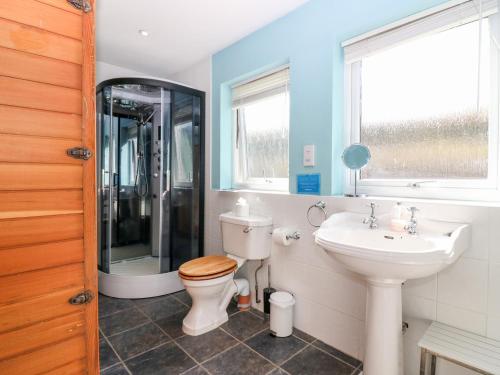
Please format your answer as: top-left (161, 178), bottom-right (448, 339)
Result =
top-left (366, 202), bottom-right (378, 217)
top-left (363, 202), bottom-right (379, 229)
top-left (405, 207), bottom-right (419, 235)
top-left (407, 206), bottom-right (419, 221)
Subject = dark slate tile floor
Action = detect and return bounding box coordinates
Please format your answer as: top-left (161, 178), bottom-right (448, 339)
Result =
top-left (99, 292), bottom-right (363, 375)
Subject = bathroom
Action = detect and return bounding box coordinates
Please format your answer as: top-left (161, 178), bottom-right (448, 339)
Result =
top-left (0, 0), bottom-right (499, 374)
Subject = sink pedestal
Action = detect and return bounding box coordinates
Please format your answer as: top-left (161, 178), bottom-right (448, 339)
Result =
top-left (364, 278), bottom-right (403, 375)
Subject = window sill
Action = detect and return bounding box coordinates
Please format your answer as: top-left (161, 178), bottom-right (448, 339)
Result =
top-left (215, 188), bottom-right (290, 195)
top-left (211, 189), bottom-right (500, 208)
top-left (333, 194), bottom-right (500, 208)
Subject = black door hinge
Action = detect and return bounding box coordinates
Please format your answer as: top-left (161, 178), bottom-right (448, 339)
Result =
top-left (69, 290), bottom-right (94, 305)
top-left (67, 147), bottom-right (92, 160)
top-left (67, 0), bottom-right (92, 13)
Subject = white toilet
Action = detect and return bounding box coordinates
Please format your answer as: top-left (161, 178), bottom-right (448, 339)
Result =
top-left (178, 212), bottom-right (272, 336)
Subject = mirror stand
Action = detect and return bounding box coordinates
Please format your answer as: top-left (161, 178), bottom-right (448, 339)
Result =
top-left (345, 169), bottom-right (366, 198)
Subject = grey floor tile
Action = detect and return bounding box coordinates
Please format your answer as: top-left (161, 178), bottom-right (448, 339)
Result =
top-left (176, 328), bottom-right (238, 362)
top-left (101, 363), bottom-right (130, 375)
top-left (108, 322), bottom-right (170, 360)
top-left (312, 340), bottom-right (362, 368)
top-left (154, 310), bottom-right (189, 339)
top-left (268, 369), bottom-right (289, 375)
top-left (172, 290), bottom-right (192, 306)
top-left (99, 294), bottom-right (135, 318)
top-left (132, 294), bottom-right (171, 308)
top-left (100, 308), bottom-right (149, 337)
top-left (100, 338), bottom-right (120, 370)
top-left (139, 296), bottom-right (188, 321)
top-left (221, 311), bottom-right (268, 340)
top-left (245, 329), bottom-right (306, 365)
top-left (203, 344), bottom-right (275, 375)
top-left (250, 308), bottom-right (266, 319)
top-left (181, 366), bottom-right (210, 375)
top-left (227, 300), bottom-right (239, 316)
top-left (126, 342), bottom-right (196, 375)
top-left (282, 346), bottom-right (354, 375)
top-left (292, 329), bottom-right (315, 344)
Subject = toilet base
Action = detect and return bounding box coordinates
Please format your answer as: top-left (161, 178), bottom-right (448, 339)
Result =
top-left (181, 273), bottom-right (236, 336)
top-left (182, 311), bottom-right (229, 336)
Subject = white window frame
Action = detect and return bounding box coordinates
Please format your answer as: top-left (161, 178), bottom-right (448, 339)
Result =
top-left (231, 66), bottom-right (290, 192)
top-left (343, 0), bottom-right (500, 201)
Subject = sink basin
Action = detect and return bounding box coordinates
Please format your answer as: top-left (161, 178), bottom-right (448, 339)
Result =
top-left (314, 211), bottom-right (471, 375)
top-left (315, 211), bottom-right (470, 281)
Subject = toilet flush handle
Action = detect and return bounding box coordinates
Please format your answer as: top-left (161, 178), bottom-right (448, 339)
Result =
top-left (243, 226), bottom-right (252, 233)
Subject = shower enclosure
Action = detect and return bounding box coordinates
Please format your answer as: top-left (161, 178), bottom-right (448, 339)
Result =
top-left (96, 78), bottom-right (204, 298)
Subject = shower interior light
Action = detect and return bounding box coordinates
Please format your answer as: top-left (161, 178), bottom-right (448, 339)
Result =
top-left (138, 29), bottom-right (149, 37)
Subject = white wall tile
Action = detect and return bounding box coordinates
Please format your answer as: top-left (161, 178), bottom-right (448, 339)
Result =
top-left (403, 275), bottom-right (437, 300)
top-left (437, 258), bottom-right (488, 313)
top-left (488, 262), bottom-right (500, 316)
top-left (487, 315), bottom-right (500, 340)
top-left (293, 294), bottom-right (364, 360)
top-left (403, 295), bottom-right (437, 321)
top-left (437, 303), bottom-right (487, 335)
top-left (489, 208), bottom-right (500, 263)
top-left (304, 264), bottom-right (366, 320)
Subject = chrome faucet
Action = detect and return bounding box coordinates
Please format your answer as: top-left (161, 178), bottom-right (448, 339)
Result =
top-left (405, 207), bottom-right (419, 235)
top-left (363, 202), bottom-right (378, 229)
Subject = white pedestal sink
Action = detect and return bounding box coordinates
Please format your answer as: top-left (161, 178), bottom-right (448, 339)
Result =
top-left (314, 212), bottom-right (471, 375)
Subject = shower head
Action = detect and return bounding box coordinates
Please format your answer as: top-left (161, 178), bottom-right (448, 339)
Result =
top-left (137, 110), bottom-right (156, 127)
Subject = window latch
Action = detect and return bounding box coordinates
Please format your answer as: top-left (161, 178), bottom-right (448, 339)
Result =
top-left (407, 180), bottom-right (435, 188)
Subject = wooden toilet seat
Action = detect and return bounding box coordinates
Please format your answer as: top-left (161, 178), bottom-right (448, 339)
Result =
top-left (178, 255), bottom-right (237, 281)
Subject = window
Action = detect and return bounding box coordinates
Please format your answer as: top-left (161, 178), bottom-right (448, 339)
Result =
top-left (232, 67), bottom-right (290, 191)
top-left (344, 0), bottom-right (500, 199)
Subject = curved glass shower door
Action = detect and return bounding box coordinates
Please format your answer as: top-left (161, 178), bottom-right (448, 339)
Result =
top-left (97, 79), bottom-right (203, 284)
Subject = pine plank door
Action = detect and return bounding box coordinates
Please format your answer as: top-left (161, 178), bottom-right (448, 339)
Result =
top-left (0, 0), bottom-right (98, 373)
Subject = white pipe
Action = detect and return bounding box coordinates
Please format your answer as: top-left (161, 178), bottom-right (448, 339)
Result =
top-left (218, 277), bottom-right (250, 312)
top-left (234, 278), bottom-right (250, 296)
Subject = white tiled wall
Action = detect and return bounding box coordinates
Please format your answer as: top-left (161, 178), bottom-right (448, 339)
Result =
top-left (169, 60), bottom-right (500, 375)
top-left (202, 192), bottom-right (500, 375)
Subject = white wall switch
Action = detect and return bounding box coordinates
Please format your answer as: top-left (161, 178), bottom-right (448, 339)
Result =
top-left (303, 144), bottom-right (315, 167)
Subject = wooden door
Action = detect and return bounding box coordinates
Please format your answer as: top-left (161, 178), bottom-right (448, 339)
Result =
top-left (0, 0), bottom-right (98, 373)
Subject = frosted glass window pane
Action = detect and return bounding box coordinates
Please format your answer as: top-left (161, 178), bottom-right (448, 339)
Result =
top-left (236, 92), bottom-right (289, 180)
top-left (360, 20), bottom-right (490, 180)
top-left (173, 122), bottom-right (193, 184)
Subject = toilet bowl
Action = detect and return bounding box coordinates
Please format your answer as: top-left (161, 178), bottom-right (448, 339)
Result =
top-left (178, 211), bottom-right (272, 336)
top-left (179, 255), bottom-right (249, 336)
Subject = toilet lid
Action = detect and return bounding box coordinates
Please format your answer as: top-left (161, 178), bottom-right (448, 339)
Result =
top-left (178, 255), bottom-right (237, 281)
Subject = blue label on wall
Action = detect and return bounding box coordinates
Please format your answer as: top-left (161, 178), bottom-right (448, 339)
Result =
top-left (297, 174), bottom-right (320, 195)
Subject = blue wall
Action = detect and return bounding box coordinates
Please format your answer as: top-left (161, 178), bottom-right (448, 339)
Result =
top-left (212, 0), bottom-right (449, 194)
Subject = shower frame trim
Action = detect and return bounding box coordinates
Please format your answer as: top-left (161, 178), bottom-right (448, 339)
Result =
top-left (96, 77), bottom-right (206, 277)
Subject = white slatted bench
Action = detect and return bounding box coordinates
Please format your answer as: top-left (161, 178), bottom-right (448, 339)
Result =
top-left (418, 321), bottom-right (500, 375)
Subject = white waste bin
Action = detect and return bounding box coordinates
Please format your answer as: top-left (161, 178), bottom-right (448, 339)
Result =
top-left (270, 291), bottom-right (295, 337)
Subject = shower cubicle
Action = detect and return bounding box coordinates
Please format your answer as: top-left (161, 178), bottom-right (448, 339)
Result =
top-left (96, 78), bottom-right (204, 298)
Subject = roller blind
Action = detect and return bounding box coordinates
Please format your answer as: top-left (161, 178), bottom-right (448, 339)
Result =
top-left (232, 67), bottom-right (289, 108)
top-left (343, 0), bottom-right (498, 63)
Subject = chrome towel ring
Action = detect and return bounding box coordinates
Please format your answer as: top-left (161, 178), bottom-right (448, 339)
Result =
top-left (307, 201), bottom-right (327, 228)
